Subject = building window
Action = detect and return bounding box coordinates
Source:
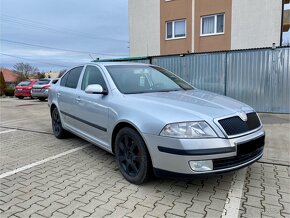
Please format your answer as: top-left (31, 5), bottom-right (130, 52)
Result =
top-left (201, 14), bottom-right (224, 36)
top-left (166, 19), bottom-right (186, 39)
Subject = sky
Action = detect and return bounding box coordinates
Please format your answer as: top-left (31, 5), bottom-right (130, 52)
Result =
top-left (0, 1), bottom-right (289, 72)
top-left (0, 0), bottom-right (129, 71)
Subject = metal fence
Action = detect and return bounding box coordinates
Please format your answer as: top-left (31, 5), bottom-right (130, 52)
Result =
top-left (101, 47), bottom-right (290, 113)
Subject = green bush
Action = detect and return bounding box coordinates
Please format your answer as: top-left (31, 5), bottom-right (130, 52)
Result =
top-left (4, 88), bottom-right (15, 96)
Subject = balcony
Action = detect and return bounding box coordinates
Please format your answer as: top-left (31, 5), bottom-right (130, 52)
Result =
top-left (283, 9), bottom-right (290, 32)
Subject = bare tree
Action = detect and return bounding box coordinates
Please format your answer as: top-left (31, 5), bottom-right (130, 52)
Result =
top-left (37, 72), bottom-right (46, 79)
top-left (13, 63), bottom-right (39, 76)
top-left (58, 69), bottom-right (67, 78)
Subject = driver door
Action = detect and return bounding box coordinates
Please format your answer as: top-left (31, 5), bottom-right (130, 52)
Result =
top-left (75, 65), bottom-right (110, 149)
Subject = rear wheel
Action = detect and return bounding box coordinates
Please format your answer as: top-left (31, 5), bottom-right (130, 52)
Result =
top-left (115, 128), bottom-right (152, 184)
top-left (38, 97), bottom-right (46, 101)
top-left (17, 96), bottom-right (24, 99)
top-left (52, 108), bottom-right (66, 139)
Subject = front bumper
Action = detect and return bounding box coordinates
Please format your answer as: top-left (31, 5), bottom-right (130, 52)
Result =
top-left (143, 128), bottom-right (265, 175)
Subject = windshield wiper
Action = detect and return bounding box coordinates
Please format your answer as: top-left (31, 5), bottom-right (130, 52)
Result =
top-left (157, 89), bottom-right (182, 92)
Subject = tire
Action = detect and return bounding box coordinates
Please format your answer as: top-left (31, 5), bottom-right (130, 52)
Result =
top-left (115, 127), bottom-right (152, 184)
top-left (38, 97), bottom-right (47, 101)
top-left (51, 108), bottom-right (66, 139)
top-left (17, 96), bottom-right (24, 99)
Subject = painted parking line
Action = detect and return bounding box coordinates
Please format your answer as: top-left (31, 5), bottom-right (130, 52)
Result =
top-left (222, 168), bottom-right (247, 218)
top-left (0, 118), bottom-right (29, 125)
top-left (0, 126), bottom-right (52, 135)
top-left (0, 144), bottom-right (91, 179)
top-left (0, 129), bottom-right (17, 134)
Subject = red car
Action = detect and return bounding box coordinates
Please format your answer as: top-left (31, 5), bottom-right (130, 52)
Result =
top-left (14, 80), bottom-right (38, 99)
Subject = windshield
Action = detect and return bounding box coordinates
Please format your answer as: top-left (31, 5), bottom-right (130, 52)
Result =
top-left (106, 65), bottom-right (193, 94)
top-left (17, 81), bottom-right (32, 86)
top-left (35, 79), bottom-right (50, 85)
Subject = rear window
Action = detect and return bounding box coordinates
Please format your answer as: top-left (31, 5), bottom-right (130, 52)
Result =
top-left (17, 81), bottom-right (31, 86)
top-left (35, 79), bottom-right (50, 85)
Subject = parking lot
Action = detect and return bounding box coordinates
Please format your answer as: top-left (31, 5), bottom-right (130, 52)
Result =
top-left (0, 98), bottom-right (289, 218)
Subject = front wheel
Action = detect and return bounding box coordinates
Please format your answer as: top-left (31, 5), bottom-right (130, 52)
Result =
top-left (51, 108), bottom-right (66, 139)
top-left (115, 128), bottom-right (152, 184)
top-left (17, 96), bottom-right (24, 99)
top-left (38, 97), bottom-right (46, 101)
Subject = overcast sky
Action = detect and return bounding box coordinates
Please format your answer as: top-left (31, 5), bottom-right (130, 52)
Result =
top-left (0, 0), bottom-right (129, 71)
top-left (0, 1), bottom-right (289, 72)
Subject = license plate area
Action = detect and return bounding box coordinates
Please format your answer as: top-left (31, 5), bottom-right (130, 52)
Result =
top-left (237, 135), bottom-right (265, 156)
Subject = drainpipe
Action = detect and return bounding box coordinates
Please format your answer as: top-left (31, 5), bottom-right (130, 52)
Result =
top-left (224, 51), bottom-right (228, 96)
top-left (280, 0), bottom-right (285, 46)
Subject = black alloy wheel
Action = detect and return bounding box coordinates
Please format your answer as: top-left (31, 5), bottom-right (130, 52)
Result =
top-left (115, 127), bottom-right (152, 184)
top-left (52, 108), bottom-right (66, 139)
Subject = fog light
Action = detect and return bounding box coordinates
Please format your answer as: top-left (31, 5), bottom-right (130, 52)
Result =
top-left (189, 160), bottom-right (213, 172)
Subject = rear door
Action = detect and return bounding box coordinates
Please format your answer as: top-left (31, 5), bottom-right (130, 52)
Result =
top-left (57, 66), bottom-right (84, 128)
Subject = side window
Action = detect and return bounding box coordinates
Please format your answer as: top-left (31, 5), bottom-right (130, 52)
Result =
top-left (60, 71), bottom-right (69, 86)
top-left (81, 66), bottom-right (107, 91)
top-left (65, 66), bottom-right (83, 89)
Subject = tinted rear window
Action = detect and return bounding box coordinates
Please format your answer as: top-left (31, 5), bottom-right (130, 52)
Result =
top-left (35, 79), bottom-right (50, 85)
top-left (17, 81), bottom-right (31, 86)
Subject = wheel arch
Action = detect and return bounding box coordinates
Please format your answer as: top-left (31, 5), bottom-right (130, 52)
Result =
top-left (111, 121), bottom-right (150, 158)
top-left (50, 103), bottom-right (57, 117)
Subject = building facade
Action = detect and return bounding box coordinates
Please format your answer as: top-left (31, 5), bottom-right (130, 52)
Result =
top-left (129, 0), bottom-right (288, 56)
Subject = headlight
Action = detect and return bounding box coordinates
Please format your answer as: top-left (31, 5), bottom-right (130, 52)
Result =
top-left (160, 121), bottom-right (217, 138)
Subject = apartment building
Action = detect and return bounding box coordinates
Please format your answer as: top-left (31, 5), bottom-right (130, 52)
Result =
top-left (129, 0), bottom-right (289, 56)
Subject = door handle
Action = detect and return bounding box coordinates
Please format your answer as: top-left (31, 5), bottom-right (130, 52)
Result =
top-left (75, 97), bottom-right (81, 102)
top-left (57, 93), bottom-right (61, 97)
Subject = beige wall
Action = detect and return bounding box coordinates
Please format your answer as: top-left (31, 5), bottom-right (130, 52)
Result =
top-left (194, 0), bottom-right (232, 52)
top-left (160, 0), bottom-right (192, 55)
top-left (231, 0), bottom-right (282, 49)
top-left (128, 0), bottom-right (160, 57)
top-left (128, 0), bottom-right (283, 57)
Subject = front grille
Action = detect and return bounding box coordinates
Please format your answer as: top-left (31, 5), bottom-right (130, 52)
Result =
top-left (213, 135), bottom-right (265, 170)
top-left (218, 112), bottom-right (261, 136)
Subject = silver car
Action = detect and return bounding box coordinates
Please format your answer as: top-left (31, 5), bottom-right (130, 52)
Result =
top-left (48, 62), bottom-right (265, 184)
top-left (32, 78), bottom-right (59, 101)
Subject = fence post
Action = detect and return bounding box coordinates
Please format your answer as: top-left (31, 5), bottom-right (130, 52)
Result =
top-left (224, 51), bottom-right (228, 96)
top-left (149, 56), bottom-right (152, 64)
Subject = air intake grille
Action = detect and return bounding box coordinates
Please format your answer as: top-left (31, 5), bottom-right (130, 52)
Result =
top-left (218, 112), bottom-right (261, 136)
top-left (213, 135), bottom-right (264, 170)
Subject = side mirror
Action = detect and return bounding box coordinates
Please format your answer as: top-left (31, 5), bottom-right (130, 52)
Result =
top-left (85, 84), bottom-right (108, 95)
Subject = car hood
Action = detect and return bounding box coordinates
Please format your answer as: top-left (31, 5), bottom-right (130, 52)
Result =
top-left (122, 89), bottom-right (253, 123)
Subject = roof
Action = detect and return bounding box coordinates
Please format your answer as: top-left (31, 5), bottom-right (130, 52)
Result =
top-left (92, 62), bottom-right (149, 66)
top-left (93, 56), bottom-right (148, 62)
top-left (0, 68), bottom-right (19, 83)
top-left (72, 62), bottom-right (150, 68)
